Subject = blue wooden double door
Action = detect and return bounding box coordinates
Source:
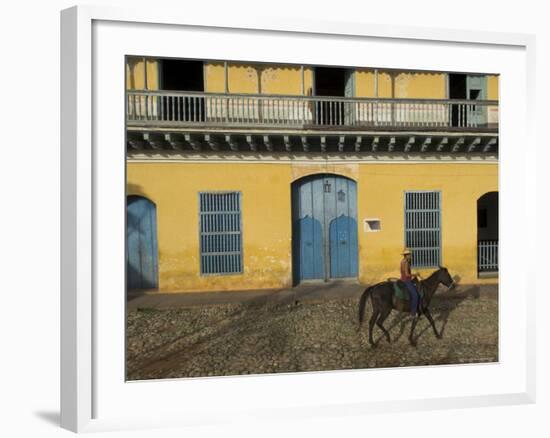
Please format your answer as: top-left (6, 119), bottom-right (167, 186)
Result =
top-left (127, 196), bottom-right (159, 289)
top-left (292, 174), bottom-right (358, 283)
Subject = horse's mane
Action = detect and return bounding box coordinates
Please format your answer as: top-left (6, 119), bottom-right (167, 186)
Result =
top-left (425, 267), bottom-right (445, 280)
top-left (419, 267), bottom-right (447, 292)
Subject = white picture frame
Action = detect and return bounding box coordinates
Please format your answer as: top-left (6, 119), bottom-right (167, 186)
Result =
top-left (60, 5), bottom-right (536, 433)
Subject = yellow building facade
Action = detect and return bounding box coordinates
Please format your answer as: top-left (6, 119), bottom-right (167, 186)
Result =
top-left (126, 57), bottom-right (499, 293)
top-left (126, 58), bottom-right (499, 100)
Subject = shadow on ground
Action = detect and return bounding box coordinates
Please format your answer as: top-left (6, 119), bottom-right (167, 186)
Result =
top-left (368, 285), bottom-right (482, 345)
top-left (127, 291), bottom-right (304, 379)
top-left (127, 282), bottom-right (496, 379)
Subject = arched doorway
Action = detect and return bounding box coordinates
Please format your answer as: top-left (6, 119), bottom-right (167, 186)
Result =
top-left (477, 192), bottom-right (498, 274)
top-left (292, 174), bottom-right (358, 284)
top-left (127, 195), bottom-right (159, 289)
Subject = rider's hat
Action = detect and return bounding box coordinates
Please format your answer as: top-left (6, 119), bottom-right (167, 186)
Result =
top-left (402, 247), bottom-right (412, 255)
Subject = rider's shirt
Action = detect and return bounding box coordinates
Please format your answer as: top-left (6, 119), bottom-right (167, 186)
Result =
top-left (400, 257), bottom-right (412, 281)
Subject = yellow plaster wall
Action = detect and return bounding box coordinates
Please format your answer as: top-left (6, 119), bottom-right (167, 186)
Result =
top-left (377, 71), bottom-right (394, 98)
top-left (355, 69), bottom-right (376, 98)
top-left (126, 57), bottom-right (159, 90)
top-left (487, 75), bottom-right (499, 100)
top-left (204, 62), bottom-right (314, 95)
top-left (261, 65), bottom-right (312, 95)
top-left (225, 63), bottom-right (259, 94)
top-left (393, 72), bottom-right (447, 98)
top-left (203, 62), bottom-right (226, 93)
top-left (127, 161), bottom-right (498, 292)
top-left (356, 70), bottom-right (446, 99)
top-left (355, 163), bottom-right (498, 285)
top-left (127, 163), bottom-right (293, 292)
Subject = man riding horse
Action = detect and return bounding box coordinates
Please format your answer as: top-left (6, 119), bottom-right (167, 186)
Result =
top-left (400, 248), bottom-right (421, 317)
top-left (358, 257), bottom-right (454, 347)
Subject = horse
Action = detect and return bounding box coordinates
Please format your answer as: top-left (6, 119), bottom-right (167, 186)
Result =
top-left (358, 267), bottom-right (454, 347)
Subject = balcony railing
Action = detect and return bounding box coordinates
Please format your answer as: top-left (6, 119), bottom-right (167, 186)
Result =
top-left (126, 90), bottom-right (499, 131)
top-left (478, 240), bottom-right (498, 273)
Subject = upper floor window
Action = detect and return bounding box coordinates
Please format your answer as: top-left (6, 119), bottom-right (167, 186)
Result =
top-left (161, 59), bottom-right (204, 92)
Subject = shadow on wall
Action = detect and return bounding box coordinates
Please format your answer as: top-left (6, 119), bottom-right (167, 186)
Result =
top-left (127, 183), bottom-right (147, 198)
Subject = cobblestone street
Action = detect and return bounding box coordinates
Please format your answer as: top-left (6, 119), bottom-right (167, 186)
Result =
top-left (126, 284), bottom-right (498, 380)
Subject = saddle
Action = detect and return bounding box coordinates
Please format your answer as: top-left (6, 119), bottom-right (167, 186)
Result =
top-left (388, 278), bottom-right (424, 302)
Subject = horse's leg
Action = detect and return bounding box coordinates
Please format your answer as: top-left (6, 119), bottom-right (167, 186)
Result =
top-left (368, 308), bottom-right (380, 346)
top-left (409, 315), bottom-right (420, 347)
top-left (376, 307), bottom-right (392, 343)
top-left (423, 308), bottom-right (442, 339)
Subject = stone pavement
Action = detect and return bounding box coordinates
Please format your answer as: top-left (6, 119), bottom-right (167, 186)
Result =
top-left (126, 282), bottom-right (498, 380)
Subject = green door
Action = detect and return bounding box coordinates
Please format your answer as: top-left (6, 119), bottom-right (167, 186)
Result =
top-left (344, 69), bottom-right (356, 125)
top-left (466, 75), bottom-right (487, 126)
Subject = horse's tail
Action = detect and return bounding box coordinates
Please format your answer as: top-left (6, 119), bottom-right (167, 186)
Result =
top-left (358, 285), bottom-right (375, 326)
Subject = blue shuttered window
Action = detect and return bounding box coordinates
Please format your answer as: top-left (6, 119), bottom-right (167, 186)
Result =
top-left (404, 191), bottom-right (441, 268)
top-left (199, 192), bottom-right (243, 275)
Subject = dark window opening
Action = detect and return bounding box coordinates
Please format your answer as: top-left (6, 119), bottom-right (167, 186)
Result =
top-left (478, 208), bottom-right (488, 228)
top-left (469, 89), bottom-right (481, 112)
top-left (161, 59), bottom-right (204, 91)
top-left (449, 74), bottom-right (467, 99)
top-left (477, 192), bottom-right (498, 240)
top-left (449, 74), bottom-right (467, 127)
top-left (477, 192), bottom-right (499, 273)
top-left (469, 89), bottom-right (481, 100)
top-left (314, 67), bottom-right (348, 126)
top-left (315, 67), bottom-right (347, 97)
top-left (160, 59), bottom-right (205, 122)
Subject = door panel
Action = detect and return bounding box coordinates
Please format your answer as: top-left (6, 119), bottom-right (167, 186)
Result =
top-left (329, 215), bottom-right (359, 278)
top-left (466, 75), bottom-right (487, 126)
top-left (293, 177), bottom-right (325, 281)
top-left (328, 176), bottom-right (358, 278)
top-left (127, 196), bottom-right (158, 289)
top-left (292, 174), bottom-right (358, 283)
top-left (295, 215), bottom-right (324, 280)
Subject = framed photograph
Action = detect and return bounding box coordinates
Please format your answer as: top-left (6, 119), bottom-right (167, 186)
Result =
top-left (61, 5), bottom-right (536, 433)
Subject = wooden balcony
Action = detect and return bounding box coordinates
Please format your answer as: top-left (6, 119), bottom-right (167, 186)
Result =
top-left (126, 91), bottom-right (498, 155)
top-left (127, 90), bottom-right (499, 132)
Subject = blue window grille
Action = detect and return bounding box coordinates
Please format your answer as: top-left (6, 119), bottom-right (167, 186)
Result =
top-left (199, 192), bottom-right (243, 275)
top-left (404, 191), bottom-right (441, 268)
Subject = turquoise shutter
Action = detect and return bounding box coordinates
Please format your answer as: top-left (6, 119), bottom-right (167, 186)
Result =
top-left (199, 192), bottom-right (243, 275)
top-left (404, 191), bottom-right (441, 268)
